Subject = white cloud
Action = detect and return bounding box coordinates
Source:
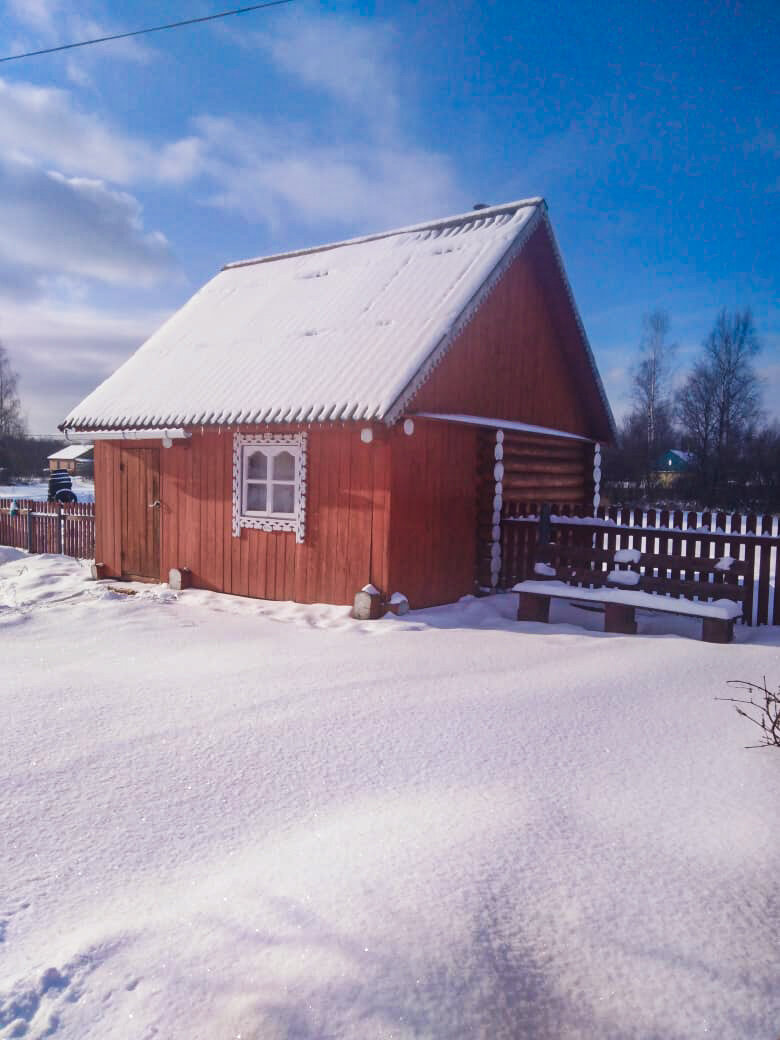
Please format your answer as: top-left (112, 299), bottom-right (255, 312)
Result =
top-left (67, 14), bottom-right (153, 60)
top-left (0, 3), bottom-right (459, 231)
top-left (0, 155), bottom-right (179, 289)
top-left (196, 115), bottom-right (458, 233)
top-left (250, 12), bottom-right (401, 125)
top-left (65, 57), bottom-right (93, 88)
top-left (0, 77), bottom-right (199, 185)
top-left (198, 10), bottom-right (458, 232)
top-left (1, 299), bottom-right (170, 433)
top-left (6, 0), bottom-right (61, 33)
top-left (0, 8), bottom-right (464, 432)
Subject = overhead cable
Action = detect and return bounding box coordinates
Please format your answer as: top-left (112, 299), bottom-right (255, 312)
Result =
top-left (0, 0), bottom-right (294, 64)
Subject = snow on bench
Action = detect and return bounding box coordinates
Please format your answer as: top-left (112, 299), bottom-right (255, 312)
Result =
top-left (514, 544), bottom-right (746, 643)
top-left (513, 580), bottom-right (743, 620)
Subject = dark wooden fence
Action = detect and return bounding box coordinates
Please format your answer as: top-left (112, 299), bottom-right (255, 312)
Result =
top-left (0, 498), bottom-right (95, 560)
top-left (501, 504), bottom-right (780, 626)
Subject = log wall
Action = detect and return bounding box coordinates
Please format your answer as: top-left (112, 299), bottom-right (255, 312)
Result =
top-left (476, 429), bottom-right (594, 590)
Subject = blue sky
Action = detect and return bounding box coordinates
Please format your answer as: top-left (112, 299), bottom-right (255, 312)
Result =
top-left (0, 0), bottom-right (777, 433)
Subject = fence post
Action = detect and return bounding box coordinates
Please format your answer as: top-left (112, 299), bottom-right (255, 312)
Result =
top-left (58, 504), bottom-right (64, 555)
top-left (26, 507), bottom-right (33, 552)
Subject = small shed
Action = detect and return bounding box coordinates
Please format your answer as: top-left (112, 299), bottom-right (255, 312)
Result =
top-left (47, 443), bottom-right (94, 474)
top-left (61, 198), bottom-right (615, 607)
top-left (657, 449), bottom-right (694, 487)
top-left (658, 449), bottom-right (694, 474)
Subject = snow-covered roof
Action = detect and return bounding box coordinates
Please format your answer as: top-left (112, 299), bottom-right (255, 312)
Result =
top-left (47, 443), bottom-right (93, 461)
top-left (63, 198), bottom-right (611, 432)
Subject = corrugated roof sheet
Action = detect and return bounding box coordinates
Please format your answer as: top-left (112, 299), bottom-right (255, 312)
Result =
top-left (63, 199), bottom-right (552, 430)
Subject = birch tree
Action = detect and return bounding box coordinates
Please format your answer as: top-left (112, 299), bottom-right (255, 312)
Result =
top-left (0, 343), bottom-right (25, 437)
top-left (622, 310), bottom-right (677, 489)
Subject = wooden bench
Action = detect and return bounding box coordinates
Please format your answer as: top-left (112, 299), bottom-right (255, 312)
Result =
top-left (513, 541), bottom-right (749, 643)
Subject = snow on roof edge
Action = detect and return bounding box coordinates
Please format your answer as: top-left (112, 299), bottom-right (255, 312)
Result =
top-left (222, 198), bottom-right (545, 271)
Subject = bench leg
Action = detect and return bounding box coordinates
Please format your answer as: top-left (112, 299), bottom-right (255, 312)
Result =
top-left (604, 602), bottom-right (637, 634)
top-left (517, 593), bottom-right (551, 623)
top-left (702, 618), bottom-right (734, 644)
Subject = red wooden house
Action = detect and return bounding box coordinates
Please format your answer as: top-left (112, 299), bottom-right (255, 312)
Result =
top-left (61, 198), bottom-right (614, 608)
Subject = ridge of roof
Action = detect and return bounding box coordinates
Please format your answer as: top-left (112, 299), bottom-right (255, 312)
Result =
top-left (222, 197), bottom-right (545, 271)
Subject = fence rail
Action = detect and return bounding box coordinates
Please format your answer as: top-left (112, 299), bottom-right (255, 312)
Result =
top-left (0, 498), bottom-right (95, 560)
top-left (501, 504), bottom-right (780, 626)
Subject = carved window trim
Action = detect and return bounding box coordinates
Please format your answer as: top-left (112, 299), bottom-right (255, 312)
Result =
top-left (232, 432), bottom-right (307, 542)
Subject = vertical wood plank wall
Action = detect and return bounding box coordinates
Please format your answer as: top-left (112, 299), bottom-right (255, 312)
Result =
top-left (94, 441), bottom-right (121, 572)
top-left (95, 426), bottom-right (391, 604)
top-left (387, 420), bottom-right (477, 608)
top-left (95, 420), bottom-right (477, 608)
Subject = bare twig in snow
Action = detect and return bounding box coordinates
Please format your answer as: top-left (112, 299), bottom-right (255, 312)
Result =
top-left (717, 676), bottom-right (780, 748)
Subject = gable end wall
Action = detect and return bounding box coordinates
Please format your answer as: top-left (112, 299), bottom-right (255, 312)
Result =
top-left (408, 224), bottom-right (606, 440)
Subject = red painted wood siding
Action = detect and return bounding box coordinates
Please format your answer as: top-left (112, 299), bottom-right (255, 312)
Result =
top-left (409, 223), bottom-right (610, 442)
top-left (387, 420), bottom-right (477, 608)
top-left (94, 441), bottom-right (121, 575)
top-left (94, 425), bottom-right (390, 604)
top-left (94, 421), bottom-right (475, 608)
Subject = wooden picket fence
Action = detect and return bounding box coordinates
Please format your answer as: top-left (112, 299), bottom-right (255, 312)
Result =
top-left (0, 498), bottom-right (95, 560)
top-left (501, 504), bottom-right (780, 626)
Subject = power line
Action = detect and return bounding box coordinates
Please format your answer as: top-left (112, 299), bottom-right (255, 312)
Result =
top-left (0, 0), bottom-right (294, 64)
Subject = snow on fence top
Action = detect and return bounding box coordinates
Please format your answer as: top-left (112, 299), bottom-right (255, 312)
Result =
top-left (61, 199), bottom-right (601, 431)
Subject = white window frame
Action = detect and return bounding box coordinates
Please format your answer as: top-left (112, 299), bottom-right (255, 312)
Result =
top-left (232, 432), bottom-right (307, 542)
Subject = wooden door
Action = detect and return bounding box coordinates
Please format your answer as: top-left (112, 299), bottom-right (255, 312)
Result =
top-left (120, 445), bottom-right (161, 580)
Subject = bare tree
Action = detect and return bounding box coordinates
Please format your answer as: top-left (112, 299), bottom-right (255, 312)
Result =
top-left (0, 342), bottom-right (26, 437)
top-left (618, 310), bottom-right (677, 491)
top-left (677, 357), bottom-right (717, 482)
top-left (676, 309), bottom-right (761, 499)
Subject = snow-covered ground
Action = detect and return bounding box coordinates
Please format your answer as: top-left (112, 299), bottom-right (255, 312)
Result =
top-left (1, 550), bottom-right (779, 1039)
top-left (0, 478), bottom-right (95, 503)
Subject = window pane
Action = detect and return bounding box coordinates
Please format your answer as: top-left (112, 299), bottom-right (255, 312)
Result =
top-left (246, 483), bottom-right (267, 511)
top-left (247, 450), bottom-right (267, 478)
top-left (273, 450), bottom-right (295, 481)
top-left (272, 483), bottom-right (295, 514)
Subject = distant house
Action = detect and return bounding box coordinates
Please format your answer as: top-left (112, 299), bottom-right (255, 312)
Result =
top-left (47, 444), bottom-right (93, 474)
top-left (61, 198), bottom-right (615, 607)
top-left (657, 449), bottom-right (694, 484)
